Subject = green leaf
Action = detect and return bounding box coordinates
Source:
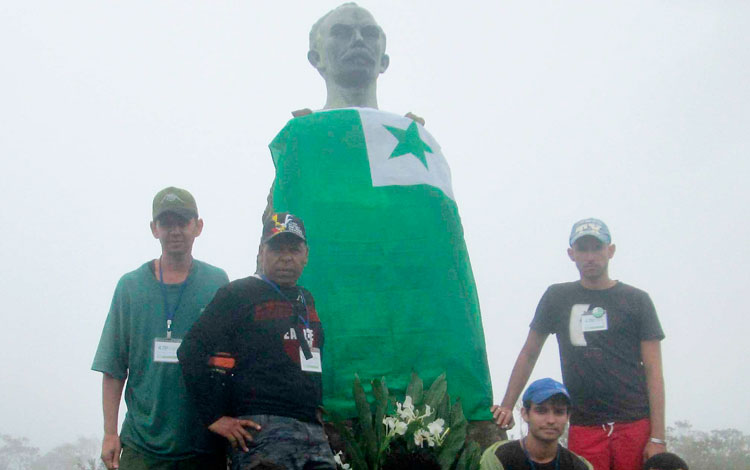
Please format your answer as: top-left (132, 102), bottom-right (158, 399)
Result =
top-left (424, 373), bottom-right (447, 411)
top-left (456, 441), bottom-right (483, 470)
top-left (449, 398), bottom-right (468, 436)
top-left (372, 377), bottom-right (389, 444)
top-left (465, 441), bottom-right (482, 470)
top-left (406, 371), bottom-right (424, 405)
top-left (455, 446), bottom-right (468, 470)
top-left (353, 374), bottom-right (378, 464)
top-left (331, 419), bottom-right (369, 470)
top-left (434, 392), bottom-right (449, 423)
top-left (438, 399), bottom-right (468, 469)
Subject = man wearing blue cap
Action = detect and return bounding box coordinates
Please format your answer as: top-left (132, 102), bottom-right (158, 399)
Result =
top-left (482, 378), bottom-right (592, 469)
top-left (492, 218), bottom-right (667, 470)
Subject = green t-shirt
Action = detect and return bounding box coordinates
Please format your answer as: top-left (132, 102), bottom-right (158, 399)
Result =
top-left (92, 260), bottom-right (229, 459)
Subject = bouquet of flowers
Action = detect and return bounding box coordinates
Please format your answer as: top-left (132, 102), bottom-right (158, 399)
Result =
top-left (331, 373), bottom-right (481, 470)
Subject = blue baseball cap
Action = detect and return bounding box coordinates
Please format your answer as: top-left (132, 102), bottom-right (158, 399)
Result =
top-left (522, 378), bottom-right (571, 405)
top-left (569, 218), bottom-right (611, 246)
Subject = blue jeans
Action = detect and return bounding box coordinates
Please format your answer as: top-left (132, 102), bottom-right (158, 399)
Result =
top-left (230, 414), bottom-right (336, 470)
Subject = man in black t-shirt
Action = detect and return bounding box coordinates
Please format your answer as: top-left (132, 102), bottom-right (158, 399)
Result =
top-left (492, 218), bottom-right (667, 470)
top-left (179, 213), bottom-right (336, 470)
top-left (481, 378), bottom-right (591, 470)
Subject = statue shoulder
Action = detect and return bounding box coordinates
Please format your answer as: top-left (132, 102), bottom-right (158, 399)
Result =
top-left (404, 111), bottom-right (425, 126)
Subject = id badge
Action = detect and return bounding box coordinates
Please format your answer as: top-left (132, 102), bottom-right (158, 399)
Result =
top-left (300, 347), bottom-right (322, 373)
top-left (581, 307), bottom-right (608, 333)
top-left (154, 338), bottom-right (182, 363)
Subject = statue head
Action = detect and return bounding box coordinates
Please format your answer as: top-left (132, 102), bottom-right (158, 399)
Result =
top-left (308, 3), bottom-right (389, 90)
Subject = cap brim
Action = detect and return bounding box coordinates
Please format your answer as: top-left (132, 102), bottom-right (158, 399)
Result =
top-left (570, 232), bottom-right (609, 246)
top-left (527, 390), bottom-right (571, 404)
top-left (263, 231), bottom-right (306, 244)
top-left (154, 208), bottom-right (198, 220)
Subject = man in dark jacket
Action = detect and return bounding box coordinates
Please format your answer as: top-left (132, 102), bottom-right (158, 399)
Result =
top-left (178, 213), bottom-right (335, 470)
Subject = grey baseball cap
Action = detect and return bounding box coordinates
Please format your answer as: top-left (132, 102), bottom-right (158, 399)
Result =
top-left (569, 218), bottom-right (611, 246)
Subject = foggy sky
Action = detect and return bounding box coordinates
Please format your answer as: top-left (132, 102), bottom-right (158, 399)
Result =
top-left (1, 1), bottom-right (748, 450)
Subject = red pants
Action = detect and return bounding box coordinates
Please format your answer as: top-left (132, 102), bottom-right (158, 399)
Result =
top-left (568, 418), bottom-right (650, 470)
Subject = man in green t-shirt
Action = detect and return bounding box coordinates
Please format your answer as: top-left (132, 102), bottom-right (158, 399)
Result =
top-left (92, 187), bottom-right (229, 470)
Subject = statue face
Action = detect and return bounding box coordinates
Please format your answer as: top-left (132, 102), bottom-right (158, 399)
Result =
top-left (309, 5), bottom-right (389, 88)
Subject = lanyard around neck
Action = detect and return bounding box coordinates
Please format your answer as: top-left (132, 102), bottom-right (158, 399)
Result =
top-left (158, 257), bottom-right (189, 339)
top-left (520, 438), bottom-right (560, 470)
top-left (258, 274), bottom-right (313, 360)
top-left (258, 274), bottom-right (309, 328)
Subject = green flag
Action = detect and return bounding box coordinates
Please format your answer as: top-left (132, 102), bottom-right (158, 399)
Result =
top-left (270, 108), bottom-right (492, 420)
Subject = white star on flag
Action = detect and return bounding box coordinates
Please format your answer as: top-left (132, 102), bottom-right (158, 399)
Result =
top-left (358, 108), bottom-right (455, 201)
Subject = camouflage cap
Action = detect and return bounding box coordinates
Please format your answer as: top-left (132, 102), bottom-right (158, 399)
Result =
top-left (152, 187), bottom-right (198, 220)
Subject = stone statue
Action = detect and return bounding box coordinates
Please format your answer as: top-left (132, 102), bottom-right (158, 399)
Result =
top-left (307, 2), bottom-right (389, 110)
top-left (263, 3), bottom-right (499, 448)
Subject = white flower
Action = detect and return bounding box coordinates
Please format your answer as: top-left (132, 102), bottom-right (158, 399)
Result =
top-left (427, 418), bottom-right (445, 436)
top-left (334, 451), bottom-right (351, 470)
top-left (434, 426), bottom-right (451, 446)
top-left (414, 429), bottom-right (427, 447)
top-left (394, 420), bottom-right (408, 436)
top-left (383, 416), bottom-right (408, 437)
top-left (396, 396), bottom-right (417, 422)
top-left (403, 395), bottom-right (414, 409)
top-left (383, 416), bottom-right (396, 433)
top-left (414, 428), bottom-right (435, 447)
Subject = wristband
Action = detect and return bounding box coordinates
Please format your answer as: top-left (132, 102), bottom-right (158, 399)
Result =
top-left (649, 437), bottom-right (666, 445)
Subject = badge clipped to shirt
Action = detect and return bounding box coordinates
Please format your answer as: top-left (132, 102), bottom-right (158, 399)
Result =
top-left (155, 259), bottom-right (188, 364)
top-left (153, 337), bottom-right (182, 363)
top-left (581, 306), bottom-right (608, 333)
top-left (300, 347), bottom-right (322, 373)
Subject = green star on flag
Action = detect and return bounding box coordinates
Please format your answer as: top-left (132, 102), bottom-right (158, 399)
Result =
top-left (384, 121), bottom-right (433, 168)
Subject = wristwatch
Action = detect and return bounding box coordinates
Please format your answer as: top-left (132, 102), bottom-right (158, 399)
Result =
top-left (649, 437), bottom-right (667, 445)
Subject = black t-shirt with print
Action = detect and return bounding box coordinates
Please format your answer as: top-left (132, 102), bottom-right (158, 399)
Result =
top-left (530, 281), bottom-right (664, 425)
top-left (179, 276), bottom-right (324, 426)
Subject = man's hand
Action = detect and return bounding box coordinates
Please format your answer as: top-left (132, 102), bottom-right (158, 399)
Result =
top-left (643, 440), bottom-right (666, 461)
top-left (490, 405), bottom-right (515, 429)
top-left (208, 416), bottom-right (262, 452)
top-left (100, 433), bottom-right (121, 469)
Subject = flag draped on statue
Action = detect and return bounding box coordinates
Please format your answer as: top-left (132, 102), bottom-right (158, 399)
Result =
top-left (270, 108), bottom-right (492, 420)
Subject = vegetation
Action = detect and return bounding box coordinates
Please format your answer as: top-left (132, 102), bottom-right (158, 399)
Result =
top-left (667, 421), bottom-right (750, 470)
top-left (331, 372), bottom-right (481, 470)
top-left (0, 435), bottom-right (102, 470)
